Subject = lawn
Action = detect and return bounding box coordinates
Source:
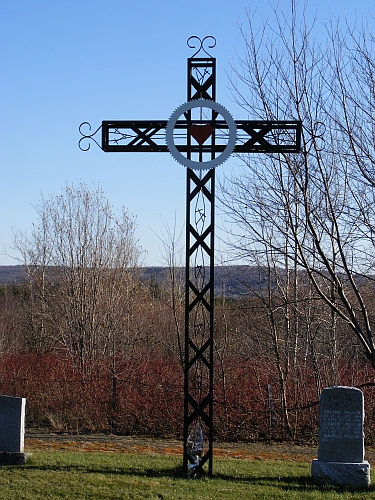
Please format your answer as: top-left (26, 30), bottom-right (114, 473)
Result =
top-left (0, 449), bottom-right (374, 499)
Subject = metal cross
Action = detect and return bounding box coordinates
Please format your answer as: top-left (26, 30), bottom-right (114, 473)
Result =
top-left (79, 35), bottom-right (301, 477)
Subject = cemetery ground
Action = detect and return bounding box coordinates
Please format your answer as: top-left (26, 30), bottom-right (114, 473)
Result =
top-left (0, 432), bottom-right (374, 499)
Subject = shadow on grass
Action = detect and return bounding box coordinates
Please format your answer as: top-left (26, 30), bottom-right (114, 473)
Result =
top-left (13, 463), bottom-right (375, 494)
top-left (215, 472), bottom-right (375, 494)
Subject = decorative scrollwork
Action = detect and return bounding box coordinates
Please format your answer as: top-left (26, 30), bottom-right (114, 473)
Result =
top-left (78, 122), bottom-right (102, 151)
top-left (187, 36), bottom-right (216, 58)
top-left (306, 121), bottom-right (326, 152)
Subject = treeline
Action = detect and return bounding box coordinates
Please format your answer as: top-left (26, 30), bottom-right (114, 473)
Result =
top-left (3, 183), bottom-right (375, 444)
top-left (1, 270), bottom-right (374, 444)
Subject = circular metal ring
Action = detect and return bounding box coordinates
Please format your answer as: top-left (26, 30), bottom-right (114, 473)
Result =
top-left (166, 99), bottom-right (237, 170)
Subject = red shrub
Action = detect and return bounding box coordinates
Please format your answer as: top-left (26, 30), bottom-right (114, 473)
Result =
top-left (0, 353), bottom-right (374, 444)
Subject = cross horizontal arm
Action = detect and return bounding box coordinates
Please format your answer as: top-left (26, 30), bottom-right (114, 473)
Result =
top-left (102, 119), bottom-right (302, 153)
top-left (102, 121), bottom-right (168, 152)
top-left (235, 120), bottom-right (301, 153)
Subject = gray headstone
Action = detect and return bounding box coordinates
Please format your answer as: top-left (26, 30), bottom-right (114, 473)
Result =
top-left (0, 395), bottom-right (25, 453)
top-left (312, 386), bottom-right (370, 488)
top-left (318, 386), bottom-right (363, 463)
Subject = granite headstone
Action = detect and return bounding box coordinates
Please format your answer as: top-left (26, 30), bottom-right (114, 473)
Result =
top-left (312, 386), bottom-right (370, 487)
top-left (0, 395), bottom-right (30, 465)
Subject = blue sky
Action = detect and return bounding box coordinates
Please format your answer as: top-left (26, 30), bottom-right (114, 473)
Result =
top-left (1, 0), bottom-right (374, 266)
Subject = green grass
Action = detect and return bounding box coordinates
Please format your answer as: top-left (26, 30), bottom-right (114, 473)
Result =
top-left (0, 451), bottom-right (374, 499)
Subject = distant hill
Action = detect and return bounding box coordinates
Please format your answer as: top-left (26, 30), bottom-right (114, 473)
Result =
top-left (0, 266), bottom-right (27, 285)
top-left (141, 266), bottom-right (263, 297)
top-left (0, 265), bottom-right (263, 297)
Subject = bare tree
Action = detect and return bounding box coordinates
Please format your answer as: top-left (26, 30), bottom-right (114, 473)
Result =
top-left (0, 285), bottom-right (25, 354)
top-left (221, 1), bottom-right (375, 368)
top-left (152, 217), bottom-right (185, 367)
top-left (14, 183), bottom-right (142, 376)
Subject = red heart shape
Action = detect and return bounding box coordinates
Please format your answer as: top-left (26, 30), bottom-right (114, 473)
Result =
top-left (189, 124), bottom-right (214, 145)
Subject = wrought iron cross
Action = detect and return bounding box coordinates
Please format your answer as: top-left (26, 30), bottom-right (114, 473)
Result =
top-left (79, 35), bottom-right (301, 477)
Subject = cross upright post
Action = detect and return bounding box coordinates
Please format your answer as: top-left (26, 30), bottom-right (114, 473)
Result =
top-left (79, 35), bottom-right (302, 477)
top-left (183, 42), bottom-right (216, 478)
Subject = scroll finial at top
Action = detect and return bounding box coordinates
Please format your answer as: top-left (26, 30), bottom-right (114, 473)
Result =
top-left (187, 36), bottom-right (216, 58)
